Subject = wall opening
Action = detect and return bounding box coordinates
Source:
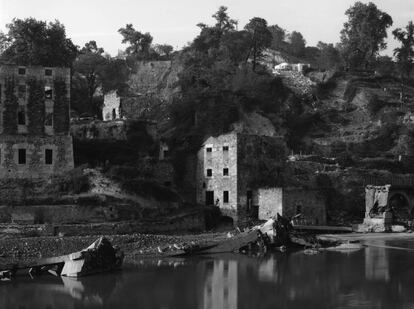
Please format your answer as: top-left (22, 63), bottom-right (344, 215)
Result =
top-left (205, 191), bottom-right (214, 206)
top-left (18, 148), bottom-right (26, 164)
top-left (388, 193), bottom-right (411, 220)
top-left (223, 191), bottom-right (229, 203)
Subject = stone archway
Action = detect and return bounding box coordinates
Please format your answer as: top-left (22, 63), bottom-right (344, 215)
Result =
top-left (388, 191), bottom-right (412, 220)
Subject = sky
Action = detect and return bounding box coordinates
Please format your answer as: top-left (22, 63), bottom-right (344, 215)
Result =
top-left (1, 0), bottom-right (413, 56)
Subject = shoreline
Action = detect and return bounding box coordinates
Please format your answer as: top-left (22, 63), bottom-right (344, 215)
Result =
top-left (2, 231), bottom-right (414, 270)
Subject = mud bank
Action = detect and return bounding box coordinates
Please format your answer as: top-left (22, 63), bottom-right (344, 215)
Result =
top-left (0, 232), bottom-right (229, 268)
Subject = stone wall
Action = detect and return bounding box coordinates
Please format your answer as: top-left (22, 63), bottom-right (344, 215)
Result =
top-left (237, 134), bottom-right (286, 220)
top-left (70, 119), bottom-right (157, 141)
top-left (256, 188), bottom-right (283, 220)
top-left (0, 65), bottom-right (73, 180)
top-left (102, 91), bottom-right (121, 121)
top-left (282, 188), bottom-right (327, 225)
top-left (0, 135), bottom-right (74, 179)
top-left (196, 133), bottom-right (286, 223)
top-left (256, 187), bottom-right (326, 225)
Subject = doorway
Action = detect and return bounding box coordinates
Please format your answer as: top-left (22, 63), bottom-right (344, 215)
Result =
top-left (206, 191), bottom-right (214, 206)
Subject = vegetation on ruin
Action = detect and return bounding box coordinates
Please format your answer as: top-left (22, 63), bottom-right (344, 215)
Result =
top-left (53, 78), bottom-right (70, 134)
top-left (3, 77), bottom-right (18, 134)
top-left (27, 78), bottom-right (45, 134)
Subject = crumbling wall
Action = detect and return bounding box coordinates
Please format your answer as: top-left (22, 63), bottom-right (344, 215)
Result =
top-left (237, 134), bottom-right (286, 220)
top-left (102, 91), bottom-right (121, 121)
top-left (282, 188), bottom-right (327, 225)
top-left (256, 188), bottom-right (283, 220)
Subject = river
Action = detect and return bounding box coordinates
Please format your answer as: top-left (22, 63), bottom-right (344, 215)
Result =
top-left (1, 237), bottom-right (414, 309)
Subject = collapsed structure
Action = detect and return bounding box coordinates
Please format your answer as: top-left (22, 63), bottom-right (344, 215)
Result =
top-left (0, 65), bottom-right (74, 179)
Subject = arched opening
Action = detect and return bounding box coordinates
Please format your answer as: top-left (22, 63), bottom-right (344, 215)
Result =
top-left (388, 193), bottom-right (411, 221)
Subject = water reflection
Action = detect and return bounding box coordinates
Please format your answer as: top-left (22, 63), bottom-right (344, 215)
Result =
top-left (2, 241), bottom-right (414, 309)
top-left (365, 240), bottom-right (390, 282)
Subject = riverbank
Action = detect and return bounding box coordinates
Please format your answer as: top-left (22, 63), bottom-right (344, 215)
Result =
top-left (0, 232), bottom-right (230, 268)
top-left (3, 231), bottom-right (414, 271)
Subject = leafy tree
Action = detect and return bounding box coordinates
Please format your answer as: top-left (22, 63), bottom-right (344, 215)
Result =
top-left (118, 24), bottom-right (153, 58)
top-left (154, 44), bottom-right (174, 58)
top-left (73, 41), bottom-right (107, 112)
top-left (100, 57), bottom-right (130, 95)
top-left (244, 17), bottom-right (272, 71)
top-left (393, 21), bottom-right (414, 80)
top-left (220, 30), bottom-right (251, 64)
top-left (339, 2), bottom-right (393, 69)
top-left (212, 6), bottom-right (238, 33)
top-left (268, 24), bottom-right (286, 51)
top-left (316, 41), bottom-right (340, 70)
top-left (0, 31), bottom-right (11, 55)
top-left (288, 31), bottom-right (306, 56)
top-left (374, 56), bottom-right (395, 77)
top-left (193, 6), bottom-right (237, 54)
top-left (0, 18), bottom-right (78, 67)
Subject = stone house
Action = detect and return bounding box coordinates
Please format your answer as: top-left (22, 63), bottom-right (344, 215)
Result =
top-left (196, 132), bottom-right (286, 223)
top-left (0, 65), bottom-right (74, 179)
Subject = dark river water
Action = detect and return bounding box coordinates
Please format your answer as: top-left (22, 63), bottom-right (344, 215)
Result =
top-left (1, 238), bottom-right (414, 309)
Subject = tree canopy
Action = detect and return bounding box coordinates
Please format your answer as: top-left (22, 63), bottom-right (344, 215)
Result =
top-left (244, 17), bottom-right (272, 71)
top-left (393, 21), bottom-right (414, 80)
top-left (339, 2), bottom-right (393, 69)
top-left (0, 18), bottom-right (78, 67)
top-left (118, 24), bottom-right (154, 59)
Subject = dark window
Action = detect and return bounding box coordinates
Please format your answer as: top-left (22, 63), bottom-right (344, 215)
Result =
top-left (45, 86), bottom-right (52, 99)
top-left (112, 108), bottom-right (116, 119)
top-left (223, 191), bottom-right (229, 203)
top-left (18, 148), bottom-right (26, 164)
top-left (296, 205), bottom-right (302, 215)
top-left (163, 150), bottom-right (169, 158)
top-left (206, 147), bottom-right (212, 153)
top-left (223, 168), bottom-right (229, 176)
top-left (206, 169), bottom-right (212, 177)
top-left (205, 191), bottom-right (214, 205)
top-left (223, 146), bottom-right (229, 151)
top-left (17, 110), bottom-right (25, 125)
top-left (45, 69), bottom-right (53, 76)
top-left (18, 67), bottom-right (26, 75)
top-left (18, 85), bottom-right (26, 99)
top-left (202, 182), bottom-right (206, 188)
top-left (45, 149), bottom-right (53, 165)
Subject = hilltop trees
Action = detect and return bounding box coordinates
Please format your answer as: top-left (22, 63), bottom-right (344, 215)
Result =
top-left (316, 42), bottom-right (340, 70)
top-left (339, 2), bottom-right (393, 69)
top-left (393, 21), bottom-right (414, 80)
top-left (288, 31), bottom-right (306, 57)
top-left (118, 24), bottom-right (154, 59)
top-left (268, 25), bottom-right (286, 51)
top-left (0, 18), bottom-right (77, 66)
top-left (244, 18), bottom-right (272, 71)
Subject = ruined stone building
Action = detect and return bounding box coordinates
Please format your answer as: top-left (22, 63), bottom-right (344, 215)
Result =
top-left (196, 132), bottom-right (327, 225)
top-left (102, 90), bottom-right (162, 121)
top-left (196, 133), bottom-right (286, 223)
top-left (0, 65), bottom-right (74, 179)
